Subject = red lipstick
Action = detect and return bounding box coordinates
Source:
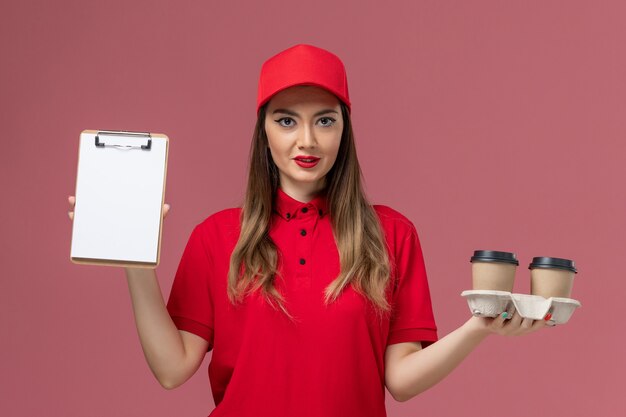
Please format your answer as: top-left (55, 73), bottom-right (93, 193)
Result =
top-left (293, 155), bottom-right (320, 168)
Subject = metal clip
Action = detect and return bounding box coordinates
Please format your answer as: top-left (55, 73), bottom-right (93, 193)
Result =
top-left (95, 130), bottom-right (152, 150)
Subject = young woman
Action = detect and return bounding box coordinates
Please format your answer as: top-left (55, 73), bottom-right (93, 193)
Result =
top-left (68, 44), bottom-right (545, 417)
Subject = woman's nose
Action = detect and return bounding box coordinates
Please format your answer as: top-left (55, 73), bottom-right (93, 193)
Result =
top-left (297, 124), bottom-right (317, 148)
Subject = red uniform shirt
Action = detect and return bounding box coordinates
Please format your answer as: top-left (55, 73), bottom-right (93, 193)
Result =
top-left (167, 188), bottom-right (438, 417)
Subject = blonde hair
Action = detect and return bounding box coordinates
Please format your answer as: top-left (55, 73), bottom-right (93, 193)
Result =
top-left (227, 103), bottom-right (391, 320)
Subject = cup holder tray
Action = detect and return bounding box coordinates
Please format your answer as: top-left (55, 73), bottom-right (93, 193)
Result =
top-left (461, 290), bottom-right (581, 326)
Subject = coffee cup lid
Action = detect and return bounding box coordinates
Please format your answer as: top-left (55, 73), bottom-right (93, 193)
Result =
top-left (470, 250), bottom-right (519, 266)
top-left (528, 257), bottom-right (577, 273)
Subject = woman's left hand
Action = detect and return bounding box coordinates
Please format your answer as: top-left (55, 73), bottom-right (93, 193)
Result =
top-left (468, 311), bottom-right (548, 337)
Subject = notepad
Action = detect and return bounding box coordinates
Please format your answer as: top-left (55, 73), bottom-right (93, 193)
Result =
top-left (70, 130), bottom-right (169, 267)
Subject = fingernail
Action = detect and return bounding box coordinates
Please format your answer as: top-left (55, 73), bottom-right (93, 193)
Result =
top-left (544, 313), bottom-right (552, 321)
top-left (501, 312), bottom-right (508, 319)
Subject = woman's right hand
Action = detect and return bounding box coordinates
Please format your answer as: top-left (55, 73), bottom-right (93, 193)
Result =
top-left (67, 196), bottom-right (204, 388)
top-left (67, 196), bottom-right (171, 220)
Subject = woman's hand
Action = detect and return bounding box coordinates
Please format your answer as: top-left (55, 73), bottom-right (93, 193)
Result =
top-left (67, 196), bottom-right (171, 220)
top-left (467, 310), bottom-right (548, 337)
top-left (67, 195), bottom-right (204, 388)
top-left (385, 309), bottom-right (549, 402)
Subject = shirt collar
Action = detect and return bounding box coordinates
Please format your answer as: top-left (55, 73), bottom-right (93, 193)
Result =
top-left (274, 187), bottom-right (328, 221)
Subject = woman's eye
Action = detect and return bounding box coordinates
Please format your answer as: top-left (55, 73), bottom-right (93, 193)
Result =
top-left (318, 117), bottom-right (336, 127)
top-left (276, 117), bottom-right (295, 127)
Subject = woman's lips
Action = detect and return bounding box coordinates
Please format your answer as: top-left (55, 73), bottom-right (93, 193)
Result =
top-left (294, 156), bottom-right (320, 168)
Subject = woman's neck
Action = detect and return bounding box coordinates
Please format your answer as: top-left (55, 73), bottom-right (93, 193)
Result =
top-left (279, 180), bottom-right (326, 203)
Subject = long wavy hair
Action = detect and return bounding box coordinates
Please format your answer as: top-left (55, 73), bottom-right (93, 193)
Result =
top-left (227, 101), bottom-right (391, 320)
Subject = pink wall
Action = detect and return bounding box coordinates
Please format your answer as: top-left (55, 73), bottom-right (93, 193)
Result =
top-left (2, 1), bottom-right (624, 416)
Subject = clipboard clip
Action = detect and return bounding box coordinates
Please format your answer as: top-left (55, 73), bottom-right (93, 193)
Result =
top-left (95, 130), bottom-right (152, 150)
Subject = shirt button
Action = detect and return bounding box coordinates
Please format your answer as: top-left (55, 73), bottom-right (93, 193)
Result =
top-left (299, 258), bottom-right (306, 265)
top-left (300, 229), bottom-right (307, 236)
top-left (286, 213), bottom-right (291, 219)
top-left (318, 209), bottom-right (323, 216)
top-left (301, 207), bottom-right (308, 214)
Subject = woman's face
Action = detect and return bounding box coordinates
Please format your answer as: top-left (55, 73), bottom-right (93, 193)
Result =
top-left (264, 86), bottom-right (343, 201)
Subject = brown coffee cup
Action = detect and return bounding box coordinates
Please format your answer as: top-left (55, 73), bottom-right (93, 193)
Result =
top-left (470, 250), bottom-right (518, 292)
top-left (529, 257), bottom-right (577, 299)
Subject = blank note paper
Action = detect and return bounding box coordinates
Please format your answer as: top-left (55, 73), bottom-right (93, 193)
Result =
top-left (70, 130), bottom-right (169, 267)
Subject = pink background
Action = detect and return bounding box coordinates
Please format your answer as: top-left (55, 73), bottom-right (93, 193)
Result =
top-left (1, 1), bottom-right (624, 416)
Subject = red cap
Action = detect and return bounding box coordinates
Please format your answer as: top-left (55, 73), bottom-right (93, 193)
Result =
top-left (256, 44), bottom-right (351, 113)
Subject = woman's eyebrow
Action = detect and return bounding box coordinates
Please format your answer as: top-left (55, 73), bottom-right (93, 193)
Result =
top-left (272, 108), bottom-right (339, 117)
top-left (272, 108), bottom-right (299, 116)
top-left (313, 109), bottom-right (339, 117)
